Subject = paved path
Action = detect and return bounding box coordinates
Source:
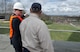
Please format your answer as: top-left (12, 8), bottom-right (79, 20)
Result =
top-left (0, 34), bottom-right (80, 52)
top-left (0, 35), bottom-right (14, 52)
top-left (53, 41), bottom-right (80, 52)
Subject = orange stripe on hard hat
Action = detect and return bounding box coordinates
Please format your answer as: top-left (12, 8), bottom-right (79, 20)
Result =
top-left (9, 15), bottom-right (23, 39)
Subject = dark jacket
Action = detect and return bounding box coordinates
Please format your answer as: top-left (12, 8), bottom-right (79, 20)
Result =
top-left (10, 14), bottom-right (24, 44)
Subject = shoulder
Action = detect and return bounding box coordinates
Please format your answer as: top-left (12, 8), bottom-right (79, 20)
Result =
top-left (36, 19), bottom-right (46, 26)
top-left (31, 18), bottom-right (47, 29)
top-left (12, 18), bottom-right (21, 24)
top-left (20, 17), bottom-right (28, 27)
top-left (21, 16), bottom-right (46, 26)
top-left (13, 18), bottom-right (20, 21)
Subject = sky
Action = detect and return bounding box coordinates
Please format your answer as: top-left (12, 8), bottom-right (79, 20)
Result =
top-left (42, 0), bottom-right (80, 16)
top-left (11, 0), bottom-right (80, 16)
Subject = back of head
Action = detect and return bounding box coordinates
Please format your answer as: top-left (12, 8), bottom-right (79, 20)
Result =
top-left (13, 2), bottom-right (24, 10)
top-left (31, 3), bottom-right (42, 13)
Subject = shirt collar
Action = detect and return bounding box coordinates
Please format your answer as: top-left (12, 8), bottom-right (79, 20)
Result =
top-left (29, 13), bottom-right (39, 18)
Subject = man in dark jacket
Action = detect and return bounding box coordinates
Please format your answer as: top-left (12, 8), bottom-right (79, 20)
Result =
top-left (10, 2), bottom-right (26, 52)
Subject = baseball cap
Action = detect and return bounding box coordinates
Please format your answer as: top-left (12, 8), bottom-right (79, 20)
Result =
top-left (31, 3), bottom-right (42, 12)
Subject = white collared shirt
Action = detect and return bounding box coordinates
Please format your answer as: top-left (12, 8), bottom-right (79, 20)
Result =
top-left (20, 13), bottom-right (54, 52)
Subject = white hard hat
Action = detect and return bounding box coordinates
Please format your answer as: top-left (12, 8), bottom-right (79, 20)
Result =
top-left (13, 2), bottom-right (24, 10)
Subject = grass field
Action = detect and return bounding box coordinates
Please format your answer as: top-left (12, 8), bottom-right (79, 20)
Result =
top-left (0, 21), bottom-right (9, 34)
top-left (0, 21), bottom-right (80, 42)
top-left (48, 23), bottom-right (80, 30)
top-left (0, 21), bottom-right (9, 27)
top-left (0, 28), bottom-right (9, 34)
top-left (48, 23), bottom-right (80, 42)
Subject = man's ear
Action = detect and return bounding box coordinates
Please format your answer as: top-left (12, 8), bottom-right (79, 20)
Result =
top-left (30, 8), bottom-right (32, 13)
top-left (39, 10), bottom-right (42, 14)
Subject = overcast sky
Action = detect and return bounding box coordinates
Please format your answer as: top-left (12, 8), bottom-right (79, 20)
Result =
top-left (12, 0), bottom-right (80, 16)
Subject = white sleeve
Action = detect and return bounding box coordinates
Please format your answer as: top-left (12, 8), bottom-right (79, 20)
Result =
top-left (38, 23), bottom-right (54, 52)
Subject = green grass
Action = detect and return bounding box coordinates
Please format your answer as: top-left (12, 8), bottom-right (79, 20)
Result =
top-left (50, 31), bottom-right (71, 41)
top-left (50, 31), bottom-right (80, 42)
top-left (0, 21), bottom-right (9, 27)
top-left (48, 23), bottom-right (80, 30)
top-left (0, 21), bottom-right (9, 34)
top-left (48, 23), bottom-right (80, 42)
top-left (0, 28), bottom-right (9, 34)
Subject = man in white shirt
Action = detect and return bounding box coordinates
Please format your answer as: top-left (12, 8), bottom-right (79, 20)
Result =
top-left (20, 3), bottom-right (54, 52)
